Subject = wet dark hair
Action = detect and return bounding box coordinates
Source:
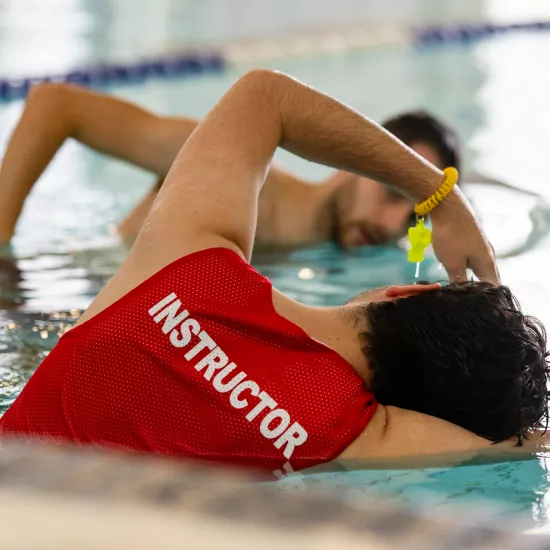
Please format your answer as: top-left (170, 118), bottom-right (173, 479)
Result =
top-left (382, 110), bottom-right (461, 174)
top-left (359, 282), bottom-right (549, 444)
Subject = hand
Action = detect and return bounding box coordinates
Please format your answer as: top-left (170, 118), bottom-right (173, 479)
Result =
top-left (430, 188), bottom-right (500, 284)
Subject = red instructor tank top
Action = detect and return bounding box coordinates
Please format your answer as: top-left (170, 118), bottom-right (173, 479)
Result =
top-left (0, 248), bottom-right (377, 476)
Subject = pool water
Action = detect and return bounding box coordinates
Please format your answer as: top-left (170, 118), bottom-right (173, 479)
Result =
top-left (3, 0), bottom-right (550, 529)
top-left (277, 456), bottom-right (550, 529)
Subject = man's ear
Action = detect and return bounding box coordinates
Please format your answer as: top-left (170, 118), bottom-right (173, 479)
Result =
top-left (385, 282), bottom-right (441, 299)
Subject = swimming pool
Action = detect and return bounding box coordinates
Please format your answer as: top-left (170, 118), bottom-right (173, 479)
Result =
top-left (2, 0), bottom-right (550, 531)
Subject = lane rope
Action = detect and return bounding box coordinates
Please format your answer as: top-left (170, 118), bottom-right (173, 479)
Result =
top-left (1, 19), bottom-right (550, 102)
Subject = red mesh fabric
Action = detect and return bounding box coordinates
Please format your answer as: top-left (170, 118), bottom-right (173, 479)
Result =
top-left (0, 248), bottom-right (377, 476)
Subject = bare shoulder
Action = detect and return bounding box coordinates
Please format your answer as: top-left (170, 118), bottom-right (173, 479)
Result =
top-left (340, 405), bottom-right (491, 461)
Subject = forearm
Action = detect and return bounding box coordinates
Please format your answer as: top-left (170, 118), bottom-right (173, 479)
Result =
top-left (0, 85), bottom-right (76, 242)
top-left (271, 71), bottom-right (445, 202)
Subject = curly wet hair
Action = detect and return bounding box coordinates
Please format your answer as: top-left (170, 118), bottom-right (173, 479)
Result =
top-left (360, 282), bottom-right (549, 444)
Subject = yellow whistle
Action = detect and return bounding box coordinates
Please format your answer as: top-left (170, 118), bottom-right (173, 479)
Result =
top-left (408, 218), bottom-right (432, 263)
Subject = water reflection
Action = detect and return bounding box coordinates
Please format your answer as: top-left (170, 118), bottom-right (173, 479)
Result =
top-left (0, 257), bottom-right (22, 309)
top-left (465, 181), bottom-right (550, 258)
top-left (280, 454), bottom-right (550, 528)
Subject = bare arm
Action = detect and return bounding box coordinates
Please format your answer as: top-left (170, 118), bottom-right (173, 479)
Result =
top-left (78, 69), bottom-right (498, 325)
top-left (140, 69), bottom-right (448, 263)
top-left (334, 405), bottom-right (550, 470)
top-left (136, 70), bottom-right (496, 271)
top-left (0, 83), bottom-right (198, 243)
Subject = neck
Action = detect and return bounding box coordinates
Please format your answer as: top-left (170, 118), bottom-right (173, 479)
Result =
top-left (272, 289), bottom-right (371, 382)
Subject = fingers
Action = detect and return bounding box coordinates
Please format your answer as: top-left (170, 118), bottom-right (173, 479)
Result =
top-left (445, 257), bottom-right (500, 285)
top-left (438, 254), bottom-right (467, 283)
top-left (447, 266), bottom-right (467, 283)
top-left (471, 257), bottom-right (501, 285)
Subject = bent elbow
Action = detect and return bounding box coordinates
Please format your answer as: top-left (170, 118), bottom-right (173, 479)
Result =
top-left (237, 69), bottom-right (288, 94)
top-left (26, 82), bottom-right (73, 105)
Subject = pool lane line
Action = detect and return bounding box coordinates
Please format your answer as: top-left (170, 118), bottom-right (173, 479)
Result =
top-left (2, 19), bottom-right (550, 102)
top-left (224, 19), bottom-right (550, 63)
top-left (0, 51), bottom-right (225, 102)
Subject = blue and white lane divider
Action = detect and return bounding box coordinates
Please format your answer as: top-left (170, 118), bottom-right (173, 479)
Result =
top-left (413, 20), bottom-right (550, 45)
top-left (2, 19), bottom-right (550, 102)
top-left (0, 51), bottom-right (225, 102)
